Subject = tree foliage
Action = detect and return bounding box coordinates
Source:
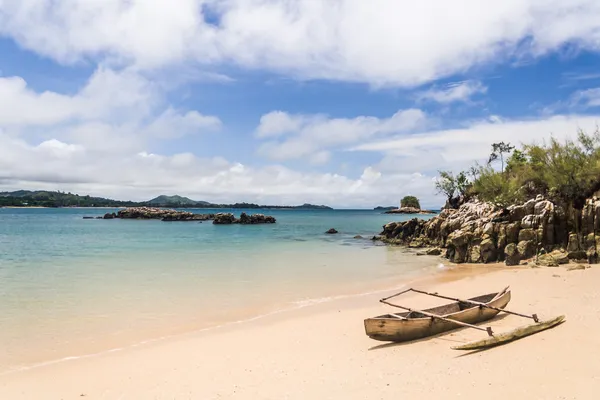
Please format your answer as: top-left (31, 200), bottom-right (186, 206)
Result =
top-left (435, 170), bottom-right (470, 202)
top-left (400, 195), bottom-right (421, 209)
top-left (488, 141), bottom-right (515, 173)
top-left (446, 130), bottom-right (600, 210)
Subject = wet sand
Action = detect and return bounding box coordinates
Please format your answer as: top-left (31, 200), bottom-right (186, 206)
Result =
top-left (1, 264), bottom-right (597, 399)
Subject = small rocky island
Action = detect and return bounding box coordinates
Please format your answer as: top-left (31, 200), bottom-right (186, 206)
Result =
top-left (86, 207), bottom-right (276, 224)
top-left (381, 195), bottom-right (436, 214)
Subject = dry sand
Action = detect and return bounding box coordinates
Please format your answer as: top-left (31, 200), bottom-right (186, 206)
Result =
top-left (1, 264), bottom-right (599, 399)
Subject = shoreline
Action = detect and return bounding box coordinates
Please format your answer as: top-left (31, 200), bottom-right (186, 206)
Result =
top-left (2, 263), bottom-right (596, 399)
top-left (0, 252), bottom-right (455, 375)
top-left (1, 261), bottom-right (508, 374)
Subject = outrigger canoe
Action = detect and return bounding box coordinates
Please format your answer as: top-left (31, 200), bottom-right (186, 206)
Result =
top-left (364, 287), bottom-right (511, 342)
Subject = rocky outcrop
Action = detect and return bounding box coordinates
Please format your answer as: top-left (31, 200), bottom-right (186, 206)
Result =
top-left (326, 228), bottom-right (338, 234)
top-left (115, 207), bottom-right (213, 221)
top-left (378, 195), bottom-right (600, 266)
top-left (213, 212), bottom-right (276, 225)
top-left (384, 207), bottom-right (436, 214)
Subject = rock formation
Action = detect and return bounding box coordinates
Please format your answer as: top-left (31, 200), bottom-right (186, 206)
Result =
top-left (384, 207), bottom-right (436, 214)
top-left (325, 228), bottom-right (338, 234)
top-left (115, 207), bottom-right (213, 221)
top-left (377, 195), bottom-right (600, 266)
top-left (85, 207), bottom-right (276, 224)
top-left (213, 212), bottom-right (276, 225)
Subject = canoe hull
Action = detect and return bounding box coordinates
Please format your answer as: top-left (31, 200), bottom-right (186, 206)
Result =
top-left (364, 289), bottom-right (511, 342)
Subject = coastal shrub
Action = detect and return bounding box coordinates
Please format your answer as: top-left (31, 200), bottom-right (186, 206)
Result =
top-left (459, 129), bottom-right (600, 212)
top-left (400, 195), bottom-right (421, 209)
top-left (435, 170), bottom-right (470, 208)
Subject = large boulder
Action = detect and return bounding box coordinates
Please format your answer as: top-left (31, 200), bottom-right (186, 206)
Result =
top-left (537, 249), bottom-right (570, 266)
top-left (470, 245), bottom-right (482, 263)
top-left (518, 228), bottom-right (537, 242)
top-left (508, 205), bottom-right (527, 223)
top-left (505, 222), bottom-right (520, 244)
top-left (480, 239), bottom-right (497, 263)
top-left (517, 240), bottom-right (536, 259)
top-left (504, 243), bottom-right (520, 266)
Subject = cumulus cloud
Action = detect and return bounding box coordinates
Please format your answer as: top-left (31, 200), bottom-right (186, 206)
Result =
top-left (0, 67), bottom-right (221, 150)
top-left (0, 132), bottom-right (442, 207)
top-left (0, 68), bottom-right (156, 127)
top-left (352, 114), bottom-right (600, 174)
top-left (256, 109), bottom-right (428, 161)
top-left (3, 1), bottom-right (600, 86)
top-left (416, 81), bottom-right (487, 104)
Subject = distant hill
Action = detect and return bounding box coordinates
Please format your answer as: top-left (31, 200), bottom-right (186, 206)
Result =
top-left (147, 195), bottom-right (210, 207)
top-left (0, 190), bottom-right (333, 210)
top-left (0, 190), bottom-right (141, 208)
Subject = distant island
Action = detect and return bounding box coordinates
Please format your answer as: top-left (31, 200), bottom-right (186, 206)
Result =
top-left (373, 206), bottom-right (397, 211)
top-left (0, 191), bottom-right (333, 210)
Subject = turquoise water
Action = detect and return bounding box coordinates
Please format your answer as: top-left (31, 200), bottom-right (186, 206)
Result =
top-left (0, 208), bottom-right (437, 372)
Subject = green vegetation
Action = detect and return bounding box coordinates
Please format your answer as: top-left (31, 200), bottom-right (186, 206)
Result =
top-left (436, 129), bottom-right (600, 210)
top-left (0, 191), bottom-right (333, 209)
top-left (400, 195), bottom-right (421, 209)
top-left (0, 191), bottom-right (141, 208)
top-left (434, 170), bottom-right (469, 204)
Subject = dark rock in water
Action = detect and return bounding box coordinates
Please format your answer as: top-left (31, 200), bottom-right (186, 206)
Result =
top-left (117, 207), bottom-right (214, 221)
top-left (162, 213), bottom-right (214, 222)
top-left (83, 216), bottom-right (95, 219)
top-left (103, 213), bottom-right (115, 219)
top-left (212, 212), bottom-right (276, 225)
top-left (353, 235), bottom-right (364, 239)
top-left (238, 212), bottom-right (276, 224)
top-left (96, 216), bottom-right (103, 219)
top-left (326, 228), bottom-right (338, 234)
top-left (213, 213), bottom-right (236, 224)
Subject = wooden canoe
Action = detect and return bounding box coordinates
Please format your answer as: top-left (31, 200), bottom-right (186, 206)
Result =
top-left (364, 288), bottom-right (511, 342)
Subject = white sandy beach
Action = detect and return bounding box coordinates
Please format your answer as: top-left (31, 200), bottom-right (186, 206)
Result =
top-left (1, 264), bottom-right (598, 399)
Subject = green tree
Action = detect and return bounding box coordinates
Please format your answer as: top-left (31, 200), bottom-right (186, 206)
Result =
top-left (435, 170), bottom-right (457, 201)
top-left (400, 195), bottom-right (421, 209)
top-left (488, 142), bottom-right (515, 173)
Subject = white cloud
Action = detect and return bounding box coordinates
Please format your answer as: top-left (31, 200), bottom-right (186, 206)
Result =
top-left (256, 111), bottom-right (309, 138)
top-left (0, 68), bottom-right (156, 127)
top-left (570, 88), bottom-right (600, 109)
top-left (0, 132), bottom-right (443, 208)
top-left (256, 109), bottom-right (428, 161)
top-left (0, 68), bottom-right (221, 151)
top-left (416, 81), bottom-right (487, 104)
top-left (4, 1), bottom-right (600, 86)
top-left (352, 114), bottom-right (600, 174)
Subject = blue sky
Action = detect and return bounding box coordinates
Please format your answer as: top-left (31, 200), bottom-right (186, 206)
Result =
top-left (2, 1), bottom-right (600, 208)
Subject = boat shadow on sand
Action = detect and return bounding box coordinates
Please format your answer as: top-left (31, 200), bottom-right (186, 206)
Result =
top-left (367, 313), bottom-right (512, 354)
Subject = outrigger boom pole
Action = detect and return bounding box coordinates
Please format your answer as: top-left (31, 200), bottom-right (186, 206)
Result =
top-left (382, 287), bottom-right (539, 323)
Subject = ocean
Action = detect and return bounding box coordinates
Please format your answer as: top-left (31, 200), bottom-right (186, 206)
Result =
top-left (0, 207), bottom-right (438, 373)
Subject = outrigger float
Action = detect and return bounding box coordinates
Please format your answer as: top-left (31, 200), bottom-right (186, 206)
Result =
top-left (364, 286), bottom-right (565, 350)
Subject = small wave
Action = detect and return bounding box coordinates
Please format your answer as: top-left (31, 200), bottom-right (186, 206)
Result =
top-left (3, 280), bottom-right (425, 376)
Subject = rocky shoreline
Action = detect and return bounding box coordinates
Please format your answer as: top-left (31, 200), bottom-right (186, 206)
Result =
top-left (84, 207), bottom-right (276, 224)
top-left (383, 207), bottom-right (437, 215)
top-left (375, 195), bottom-right (599, 267)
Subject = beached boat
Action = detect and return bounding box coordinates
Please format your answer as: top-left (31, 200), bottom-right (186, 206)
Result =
top-left (364, 287), bottom-right (511, 342)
